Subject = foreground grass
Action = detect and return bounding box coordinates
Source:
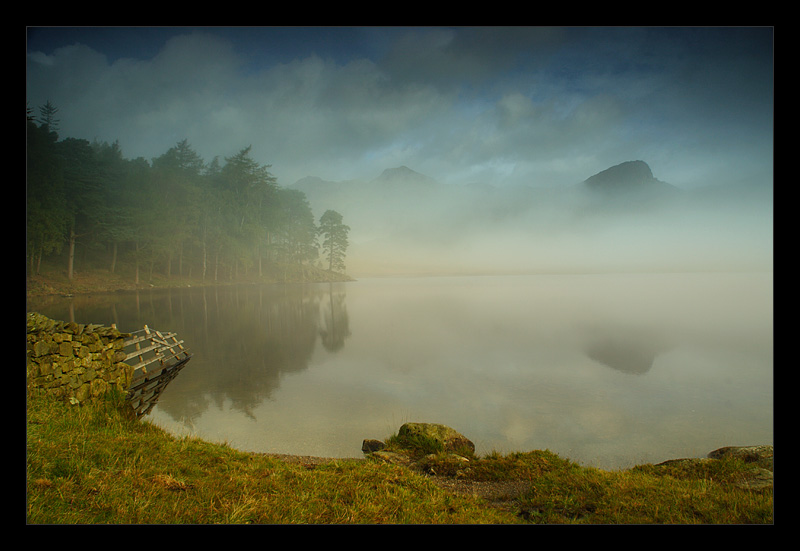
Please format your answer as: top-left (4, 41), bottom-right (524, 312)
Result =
top-left (513, 455), bottom-right (772, 524)
top-left (26, 392), bottom-right (513, 524)
top-left (26, 393), bottom-right (772, 524)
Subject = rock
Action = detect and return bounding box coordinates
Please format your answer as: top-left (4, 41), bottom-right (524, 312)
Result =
top-left (707, 445), bottom-right (773, 468)
top-left (362, 423), bottom-right (476, 470)
top-left (708, 446), bottom-right (773, 488)
top-left (736, 467), bottom-right (774, 491)
top-left (397, 422), bottom-right (475, 456)
top-left (655, 445), bottom-right (773, 491)
top-left (369, 450), bottom-right (414, 466)
top-left (362, 439), bottom-right (386, 453)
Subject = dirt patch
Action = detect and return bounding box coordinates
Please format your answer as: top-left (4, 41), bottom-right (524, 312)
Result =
top-left (429, 476), bottom-right (533, 503)
top-left (261, 453), bottom-right (363, 467)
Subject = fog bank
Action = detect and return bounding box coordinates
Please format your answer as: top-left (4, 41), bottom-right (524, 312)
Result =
top-left (293, 162), bottom-right (773, 276)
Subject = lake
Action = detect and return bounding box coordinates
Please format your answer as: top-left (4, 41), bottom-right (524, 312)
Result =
top-left (26, 272), bottom-right (773, 470)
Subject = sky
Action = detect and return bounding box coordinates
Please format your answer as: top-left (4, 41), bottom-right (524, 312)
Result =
top-left (26, 26), bottom-right (774, 191)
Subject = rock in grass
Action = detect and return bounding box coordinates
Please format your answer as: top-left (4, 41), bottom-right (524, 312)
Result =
top-left (397, 423), bottom-right (475, 456)
top-left (707, 445), bottom-right (773, 469)
top-left (362, 439), bottom-right (386, 453)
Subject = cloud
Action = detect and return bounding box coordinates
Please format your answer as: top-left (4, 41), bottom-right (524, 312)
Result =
top-left (27, 32), bottom-right (243, 160)
top-left (26, 27), bottom-right (773, 190)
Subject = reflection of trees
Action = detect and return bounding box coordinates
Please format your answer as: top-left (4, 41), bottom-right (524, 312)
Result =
top-left (28, 283), bottom-right (351, 425)
top-left (157, 284), bottom-right (324, 423)
top-left (319, 283), bottom-right (351, 352)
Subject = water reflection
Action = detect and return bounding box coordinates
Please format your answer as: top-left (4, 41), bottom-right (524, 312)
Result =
top-left (27, 282), bottom-right (352, 426)
top-left (581, 325), bottom-right (673, 374)
top-left (27, 273), bottom-right (772, 469)
top-left (319, 283), bottom-right (351, 352)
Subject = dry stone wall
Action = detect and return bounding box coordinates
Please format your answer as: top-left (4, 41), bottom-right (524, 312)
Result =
top-left (26, 312), bottom-right (134, 405)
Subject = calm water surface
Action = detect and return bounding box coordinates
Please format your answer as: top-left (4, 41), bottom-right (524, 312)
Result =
top-left (27, 272), bottom-right (773, 470)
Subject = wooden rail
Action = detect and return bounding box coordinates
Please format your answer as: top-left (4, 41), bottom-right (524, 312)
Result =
top-left (123, 325), bottom-right (192, 418)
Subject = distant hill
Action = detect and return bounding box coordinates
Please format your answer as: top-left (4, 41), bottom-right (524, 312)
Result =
top-left (290, 161), bottom-right (771, 276)
top-left (372, 165), bottom-right (439, 189)
top-left (290, 161), bottom-right (682, 245)
top-left (582, 160), bottom-right (679, 196)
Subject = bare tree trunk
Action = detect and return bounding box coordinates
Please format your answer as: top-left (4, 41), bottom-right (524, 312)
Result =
top-left (67, 227), bottom-right (76, 280)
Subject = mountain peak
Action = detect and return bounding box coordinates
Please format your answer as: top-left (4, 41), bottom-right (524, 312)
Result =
top-left (584, 160), bottom-right (655, 190)
top-left (378, 165), bottom-right (419, 177)
top-left (582, 160), bottom-right (679, 204)
top-left (374, 166), bottom-right (437, 187)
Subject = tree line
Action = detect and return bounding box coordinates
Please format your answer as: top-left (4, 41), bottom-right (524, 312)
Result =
top-left (26, 102), bottom-right (350, 284)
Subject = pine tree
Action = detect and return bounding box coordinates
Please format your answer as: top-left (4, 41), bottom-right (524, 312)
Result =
top-left (318, 210), bottom-right (350, 273)
top-left (37, 100), bottom-right (60, 133)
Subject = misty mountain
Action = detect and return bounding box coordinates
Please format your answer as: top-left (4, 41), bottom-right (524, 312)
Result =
top-left (577, 160), bottom-right (682, 215)
top-left (583, 160), bottom-right (676, 194)
top-left (291, 161), bottom-right (772, 276)
top-left (373, 165), bottom-right (439, 189)
top-left (293, 165), bottom-right (439, 214)
top-left (294, 165), bottom-right (529, 234)
top-left (292, 160), bottom-right (680, 248)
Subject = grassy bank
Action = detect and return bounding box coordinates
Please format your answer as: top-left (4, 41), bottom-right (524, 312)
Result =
top-left (26, 392), bottom-right (773, 524)
top-left (26, 391), bottom-right (513, 524)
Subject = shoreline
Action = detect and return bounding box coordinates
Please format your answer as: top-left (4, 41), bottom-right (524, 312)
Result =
top-left (26, 268), bottom-right (354, 300)
top-left (27, 271), bottom-right (773, 488)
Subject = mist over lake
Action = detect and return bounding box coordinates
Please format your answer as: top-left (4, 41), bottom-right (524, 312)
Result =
top-left (27, 271), bottom-right (772, 470)
top-left (27, 27), bottom-right (773, 471)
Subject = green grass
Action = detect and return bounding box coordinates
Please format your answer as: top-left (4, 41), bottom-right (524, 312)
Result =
top-left (26, 391), bottom-right (514, 524)
top-left (513, 460), bottom-right (772, 524)
top-left (26, 391), bottom-right (773, 524)
top-left (409, 448), bottom-right (772, 524)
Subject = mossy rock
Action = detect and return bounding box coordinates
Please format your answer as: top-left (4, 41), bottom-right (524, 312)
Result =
top-left (397, 423), bottom-right (476, 457)
top-left (649, 445), bottom-right (773, 491)
top-left (27, 312), bottom-right (56, 333)
top-left (708, 445), bottom-right (773, 471)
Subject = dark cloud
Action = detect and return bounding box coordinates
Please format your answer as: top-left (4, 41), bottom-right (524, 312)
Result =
top-left (26, 26), bottom-right (773, 189)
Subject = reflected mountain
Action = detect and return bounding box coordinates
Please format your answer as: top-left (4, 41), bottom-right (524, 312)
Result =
top-left (581, 324), bottom-right (673, 374)
top-left (585, 339), bottom-right (659, 374)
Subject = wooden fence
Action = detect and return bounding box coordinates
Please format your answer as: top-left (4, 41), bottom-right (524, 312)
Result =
top-left (123, 326), bottom-right (192, 418)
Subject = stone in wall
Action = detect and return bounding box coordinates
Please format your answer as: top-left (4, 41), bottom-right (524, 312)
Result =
top-left (26, 312), bottom-right (133, 406)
